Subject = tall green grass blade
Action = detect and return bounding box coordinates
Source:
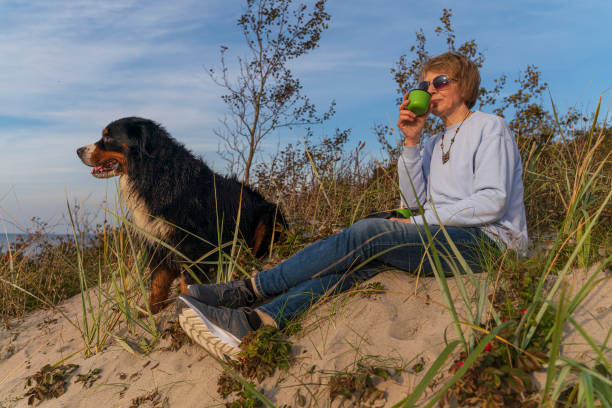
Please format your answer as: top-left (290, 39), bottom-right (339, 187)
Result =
top-left (603, 322), bottom-right (612, 356)
top-left (396, 160), bottom-right (470, 350)
top-left (425, 224), bottom-right (501, 347)
top-left (587, 92), bottom-right (603, 149)
top-left (350, 179), bottom-right (383, 225)
top-left (418, 222), bottom-right (469, 350)
top-left (559, 357), bottom-right (612, 387)
top-left (65, 199), bottom-right (114, 354)
top-left (543, 284), bottom-right (569, 399)
top-left (391, 340), bottom-right (461, 407)
top-left (566, 315), bottom-right (612, 374)
top-left (108, 189), bottom-right (159, 336)
top-left (303, 142), bottom-right (332, 209)
top-left (113, 334), bottom-right (136, 355)
top-left (593, 370), bottom-right (612, 408)
top-left (539, 255), bottom-right (612, 348)
top-left (549, 365), bottom-right (572, 405)
top-left (566, 255), bottom-right (612, 316)
top-left (579, 372), bottom-right (596, 408)
top-left (549, 90), bottom-right (566, 142)
top-left (100, 203), bottom-right (230, 269)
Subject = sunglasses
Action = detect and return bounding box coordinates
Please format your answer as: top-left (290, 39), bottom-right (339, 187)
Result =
top-left (417, 74), bottom-right (457, 91)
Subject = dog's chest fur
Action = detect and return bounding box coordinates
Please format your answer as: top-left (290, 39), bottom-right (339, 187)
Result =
top-left (120, 177), bottom-right (173, 243)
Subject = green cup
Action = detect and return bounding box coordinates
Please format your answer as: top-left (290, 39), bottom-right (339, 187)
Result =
top-left (393, 208), bottom-right (414, 218)
top-left (393, 207), bottom-right (421, 218)
top-left (405, 89), bottom-right (431, 116)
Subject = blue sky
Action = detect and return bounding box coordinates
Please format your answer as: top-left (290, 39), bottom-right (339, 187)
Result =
top-left (1, 0), bottom-right (611, 234)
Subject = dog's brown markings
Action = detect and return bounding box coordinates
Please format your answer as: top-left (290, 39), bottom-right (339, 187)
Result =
top-left (180, 273), bottom-right (190, 295)
top-left (90, 148), bottom-right (127, 172)
top-left (149, 264), bottom-right (179, 314)
top-left (252, 221), bottom-right (268, 257)
top-left (102, 128), bottom-right (109, 136)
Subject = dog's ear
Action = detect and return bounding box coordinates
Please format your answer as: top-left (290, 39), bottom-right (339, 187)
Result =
top-left (125, 120), bottom-right (153, 160)
top-left (136, 127), bottom-right (149, 160)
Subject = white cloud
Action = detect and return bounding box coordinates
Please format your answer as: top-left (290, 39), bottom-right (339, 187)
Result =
top-left (1, 0), bottom-right (611, 232)
top-left (0, 0), bottom-right (237, 231)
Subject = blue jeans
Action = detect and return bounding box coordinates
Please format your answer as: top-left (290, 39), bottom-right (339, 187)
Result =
top-left (254, 218), bottom-right (495, 328)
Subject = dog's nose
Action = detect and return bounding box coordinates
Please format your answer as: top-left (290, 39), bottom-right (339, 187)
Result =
top-left (77, 146), bottom-right (85, 157)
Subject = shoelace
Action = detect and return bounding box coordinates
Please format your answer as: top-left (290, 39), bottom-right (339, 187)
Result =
top-left (221, 285), bottom-right (255, 306)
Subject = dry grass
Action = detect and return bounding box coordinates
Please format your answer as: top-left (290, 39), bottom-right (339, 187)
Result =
top-left (0, 103), bottom-right (610, 406)
top-left (0, 229), bottom-right (108, 323)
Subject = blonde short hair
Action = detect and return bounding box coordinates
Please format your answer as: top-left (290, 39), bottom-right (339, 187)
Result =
top-left (421, 52), bottom-right (481, 109)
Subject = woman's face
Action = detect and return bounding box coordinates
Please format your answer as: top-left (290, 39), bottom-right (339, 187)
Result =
top-left (422, 71), bottom-right (468, 117)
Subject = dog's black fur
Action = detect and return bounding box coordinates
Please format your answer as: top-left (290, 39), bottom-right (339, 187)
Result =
top-left (77, 117), bottom-right (286, 313)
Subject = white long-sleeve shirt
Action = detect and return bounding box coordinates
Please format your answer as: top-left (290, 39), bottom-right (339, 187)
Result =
top-left (398, 110), bottom-right (529, 254)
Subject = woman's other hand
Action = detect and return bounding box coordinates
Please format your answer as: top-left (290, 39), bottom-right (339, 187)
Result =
top-left (397, 92), bottom-right (431, 146)
top-left (389, 217), bottom-right (411, 224)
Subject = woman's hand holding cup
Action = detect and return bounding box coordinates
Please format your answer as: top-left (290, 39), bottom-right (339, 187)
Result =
top-left (397, 91), bottom-right (431, 146)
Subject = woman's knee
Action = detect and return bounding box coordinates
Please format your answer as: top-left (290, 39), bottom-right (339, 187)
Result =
top-left (345, 219), bottom-right (410, 251)
top-left (357, 217), bottom-right (393, 229)
top-left (346, 218), bottom-right (387, 239)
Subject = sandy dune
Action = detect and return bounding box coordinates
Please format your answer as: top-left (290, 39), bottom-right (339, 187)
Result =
top-left (1, 267), bottom-right (610, 407)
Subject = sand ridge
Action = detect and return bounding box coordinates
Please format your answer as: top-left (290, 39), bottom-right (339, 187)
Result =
top-left (1, 268), bottom-right (610, 407)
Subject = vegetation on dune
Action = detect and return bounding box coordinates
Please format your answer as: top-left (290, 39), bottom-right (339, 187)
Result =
top-left (0, 217), bottom-right (109, 322)
top-left (23, 363), bottom-right (80, 405)
top-left (1, 2), bottom-right (610, 407)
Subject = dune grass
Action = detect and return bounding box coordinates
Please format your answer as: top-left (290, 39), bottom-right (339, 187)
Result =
top-left (244, 95), bottom-right (611, 406)
top-left (0, 95), bottom-right (610, 406)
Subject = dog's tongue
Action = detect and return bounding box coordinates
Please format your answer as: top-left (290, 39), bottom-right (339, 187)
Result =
top-left (92, 166), bottom-right (103, 174)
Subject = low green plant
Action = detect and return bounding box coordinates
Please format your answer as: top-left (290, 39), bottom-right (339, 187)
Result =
top-left (24, 363), bottom-right (80, 405)
top-left (394, 323), bottom-right (510, 408)
top-left (411, 357), bottom-right (426, 374)
top-left (439, 341), bottom-right (541, 407)
top-left (359, 281), bottom-right (386, 299)
top-left (327, 360), bottom-right (397, 405)
top-left (217, 326), bottom-right (293, 406)
top-left (129, 389), bottom-right (169, 408)
top-left (236, 326), bottom-right (294, 380)
top-left (74, 368), bottom-right (102, 389)
top-left (160, 319), bottom-right (192, 351)
top-left (217, 378), bottom-right (264, 408)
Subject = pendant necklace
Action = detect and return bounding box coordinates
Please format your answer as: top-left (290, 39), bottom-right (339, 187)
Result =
top-left (440, 110), bottom-right (472, 164)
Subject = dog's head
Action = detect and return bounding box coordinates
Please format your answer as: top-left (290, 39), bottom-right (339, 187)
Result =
top-left (76, 117), bottom-right (162, 178)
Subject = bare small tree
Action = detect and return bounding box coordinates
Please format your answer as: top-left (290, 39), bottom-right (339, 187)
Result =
top-left (209, 0), bottom-right (335, 184)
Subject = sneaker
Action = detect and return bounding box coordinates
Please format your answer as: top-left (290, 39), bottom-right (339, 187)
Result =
top-left (186, 280), bottom-right (257, 308)
top-left (178, 295), bottom-right (254, 361)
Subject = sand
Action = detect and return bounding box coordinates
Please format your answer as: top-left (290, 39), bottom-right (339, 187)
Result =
top-left (1, 267), bottom-right (610, 407)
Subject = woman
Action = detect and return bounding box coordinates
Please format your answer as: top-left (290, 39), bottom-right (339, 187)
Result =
top-left (177, 52), bottom-right (528, 360)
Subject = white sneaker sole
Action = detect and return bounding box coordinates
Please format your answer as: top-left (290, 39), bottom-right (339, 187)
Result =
top-left (178, 298), bottom-right (242, 361)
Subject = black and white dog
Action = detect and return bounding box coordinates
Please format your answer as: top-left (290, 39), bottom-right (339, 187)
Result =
top-left (77, 117), bottom-right (285, 313)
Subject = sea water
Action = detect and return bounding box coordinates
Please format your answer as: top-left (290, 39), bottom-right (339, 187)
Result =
top-left (0, 233), bottom-right (94, 255)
